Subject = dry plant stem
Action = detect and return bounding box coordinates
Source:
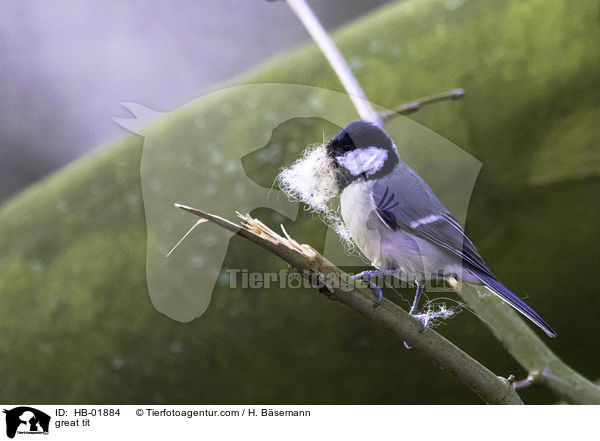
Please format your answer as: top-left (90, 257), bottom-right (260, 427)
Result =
top-left (282, 1), bottom-right (464, 125)
top-left (453, 282), bottom-right (600, 404)
top-left (380, 89), bottom-right (465, 121)
top-left (284, 0), bottom-right (382, 127)
top-left (175, 204), bottom-right (522, 405)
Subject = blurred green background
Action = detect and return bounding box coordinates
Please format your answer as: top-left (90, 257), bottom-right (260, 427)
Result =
top-left (0, 0), bottom-right (598, 404)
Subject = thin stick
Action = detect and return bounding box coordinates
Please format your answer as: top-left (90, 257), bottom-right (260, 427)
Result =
top-left (380, 88), bottom-right (465, 121)
top-left (166, 218), bottom-right (207, 257)
top-left (285, 0), bottom-right (382, 127)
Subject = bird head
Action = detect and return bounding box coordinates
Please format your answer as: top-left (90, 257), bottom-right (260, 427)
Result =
top-left (326, 120), bottom-right (399, 189)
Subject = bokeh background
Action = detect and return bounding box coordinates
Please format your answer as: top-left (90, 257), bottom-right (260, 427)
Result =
top-left (0, 0), bottom-right (392, 203)
top-left (0, 0), bottom-right (598, 404)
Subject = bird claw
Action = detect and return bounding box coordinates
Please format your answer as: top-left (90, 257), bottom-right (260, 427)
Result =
top-left (351, 270), bottom-right (385, 306)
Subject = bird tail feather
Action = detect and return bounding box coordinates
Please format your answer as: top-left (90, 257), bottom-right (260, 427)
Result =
top-left (469, 271), bottom-right (557, 338)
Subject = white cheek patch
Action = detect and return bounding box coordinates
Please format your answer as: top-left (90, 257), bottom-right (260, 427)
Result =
top-left (336, 146), bottom-right (388, 177)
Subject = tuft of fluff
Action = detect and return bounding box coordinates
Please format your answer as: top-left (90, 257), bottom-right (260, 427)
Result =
top-left (277, 143), bottom-right (338, 213)
top-left (413, 301), bottom-right (461, 329)
top-left (277, 143), bottom-right (355, 251)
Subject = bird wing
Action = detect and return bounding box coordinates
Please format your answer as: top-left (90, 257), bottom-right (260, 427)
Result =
top-left (370, 165), bottom-right (495, 278)
top-left (370, 165), bottom-right (557, 338)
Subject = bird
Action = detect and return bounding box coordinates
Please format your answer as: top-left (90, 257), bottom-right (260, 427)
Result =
top-left (325, 120), bottom-right (556, 338)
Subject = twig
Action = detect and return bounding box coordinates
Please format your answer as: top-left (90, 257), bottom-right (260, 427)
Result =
top-left (379, 88), bottom-right (465, 121)
top-left (450, 280), bottom-right (600, 404)
top-left (166, 219), bottom-right (207, 257)
top-left (275, 0), bottom-right (465, 126)
top-left (175, 204), bottom-right (523, 405)
top-left (283, 0), bottom-right (382, 127)
top-left (508, 374), bottom-right (536, 390)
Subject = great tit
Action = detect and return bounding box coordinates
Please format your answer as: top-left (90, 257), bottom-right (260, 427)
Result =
top-left (326, 120), bottom-right (556, 338)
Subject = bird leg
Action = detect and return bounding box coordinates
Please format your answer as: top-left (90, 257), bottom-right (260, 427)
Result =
top-left (351, 269), bottom-right (400, 306)
top-left (409, 280), bottom-right (424, 315)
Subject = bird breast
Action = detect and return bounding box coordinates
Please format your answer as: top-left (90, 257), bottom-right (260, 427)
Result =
top-left (340, 180), bottom-right (458, 278)
top-left (340, 180), bottom-right (387, 268)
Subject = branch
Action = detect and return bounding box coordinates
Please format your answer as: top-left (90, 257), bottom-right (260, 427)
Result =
top-left (276, 0), bottom-right (465, 126)
top-left (283, 0), bottom-right (383, 127)
top-left (379, 88), bottom-right (465, 121)
top-left (451, 281), bottom-right (600, 404)
top-left (175, 204), bottom-right (523, 405)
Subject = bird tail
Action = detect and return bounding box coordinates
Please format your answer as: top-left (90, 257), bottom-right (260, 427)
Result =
top-left (469, 271), bottom-right (557, 338)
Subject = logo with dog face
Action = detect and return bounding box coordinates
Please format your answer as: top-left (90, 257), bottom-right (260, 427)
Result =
top-left (114, 83), bottom-right (481, 322)
top-left (3, 407), bottom-right (50, 438)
